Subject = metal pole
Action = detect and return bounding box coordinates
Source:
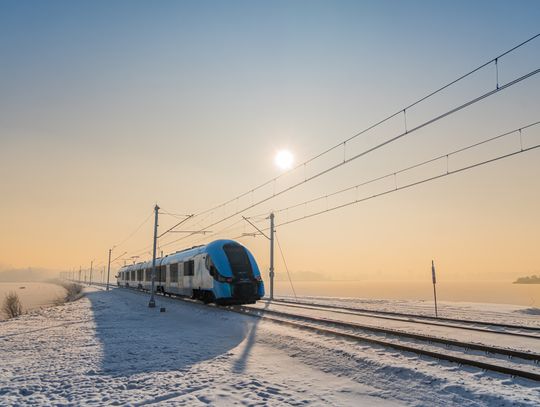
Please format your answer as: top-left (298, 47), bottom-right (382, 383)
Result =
top-left (89, 260), bottom-right (93, 286)
top-left (78, 266), bottom-right (81, 283)
top-left (149, 204), bottom-right (159, 308)
top-left (269, 212), bottom-right (275, 301)
top-left (106, 248), bottom-right (112, 291)
top-left (432, 260), bottom-right (438, 317)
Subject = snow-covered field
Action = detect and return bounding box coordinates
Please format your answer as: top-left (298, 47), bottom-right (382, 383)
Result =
top-left (0, 287), bottom-right (538, 406)
top-left (275, 295), bottom-right (540, 328)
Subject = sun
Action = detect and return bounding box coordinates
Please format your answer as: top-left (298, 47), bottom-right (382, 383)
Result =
top-left (274, 149), bottom-right (294, 170)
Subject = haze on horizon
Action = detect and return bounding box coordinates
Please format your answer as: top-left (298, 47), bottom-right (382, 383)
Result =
top-left (1, 1), bottom-right (539, 285)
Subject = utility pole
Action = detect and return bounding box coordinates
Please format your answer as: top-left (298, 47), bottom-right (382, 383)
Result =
top-left (432, 260), bottom-right (438, 318)
top-left (89, 260), bottom-right (93, 285)
top-left (269, 212), bottom-right (275, 301)
top-left (78, 266), bottom-right (81, 283)
top-left (242, 213), bottom-right (275, 301)
top-left (106, 248), bottom-right (112, 291)
top-left (148, 204), bottom-right (160, 308)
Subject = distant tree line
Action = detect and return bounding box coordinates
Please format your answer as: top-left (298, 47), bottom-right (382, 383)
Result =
top-left (514, 275), bottom-right (540, 284)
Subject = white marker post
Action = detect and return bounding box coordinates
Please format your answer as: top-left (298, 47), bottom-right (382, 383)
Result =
top-left (431, 260), bottom-right (438, 318)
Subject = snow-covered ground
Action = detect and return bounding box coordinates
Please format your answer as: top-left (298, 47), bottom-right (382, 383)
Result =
top-left (0, 287), bottom-right (539, 406)
top-left (275, 295), bottom-right (540, 328)
top-left (246, 301), bottom-right (540, 355)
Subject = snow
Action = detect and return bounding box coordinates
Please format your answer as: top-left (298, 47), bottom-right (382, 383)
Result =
top-left (246, 301), bottom-right (540, 355)
top-left (275, 295), bottom-right (540, 328)
top-left (0, 287), bottom-right (539, 406)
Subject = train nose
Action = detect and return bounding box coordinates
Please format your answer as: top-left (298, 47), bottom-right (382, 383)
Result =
top-left (232, 282), bottom-right (258, 300)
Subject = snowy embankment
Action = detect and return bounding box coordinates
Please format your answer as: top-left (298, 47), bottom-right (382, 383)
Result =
top-left (0, 288), bottom-right (538, 406)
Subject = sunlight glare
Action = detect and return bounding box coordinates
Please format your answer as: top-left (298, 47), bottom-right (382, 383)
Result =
top-left (274, 149), bottom-right (294, 170)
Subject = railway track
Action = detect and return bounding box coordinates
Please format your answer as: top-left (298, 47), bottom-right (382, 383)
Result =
top-left (90, 284), bottom-right (540, 381)
top-left (273, 298), bottom-right (540, 334)
top-left (265, 300), bottom-right (540, 340)
top-left (227, 303), bottom-right (540, 381)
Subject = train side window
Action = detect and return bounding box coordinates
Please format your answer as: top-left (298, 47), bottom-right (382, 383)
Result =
top-left (126, 271), bottom-right (130, 281)
top-left (184, 260), bottom-right (194, 276)
top-left (170, 263), bottom-right (178, 282)
top-left (145, 268), bottom-right (151, 281)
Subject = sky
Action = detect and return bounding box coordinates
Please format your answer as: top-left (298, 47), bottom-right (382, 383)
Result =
top-left (1, 0), bottom-right (539, 283)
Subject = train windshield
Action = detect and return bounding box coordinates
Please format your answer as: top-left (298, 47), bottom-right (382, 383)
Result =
top-left (223, 243), bottom-right (254, 281)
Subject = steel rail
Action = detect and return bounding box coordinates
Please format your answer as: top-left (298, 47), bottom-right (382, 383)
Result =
top-left (229, 306), bottom-right (540, 382)
top-left (230, 305), bottom-right (540, 362)
top-left (265, 300), bottom-right (540, 340)
top-left (273, 298), bottom-right (540, 333)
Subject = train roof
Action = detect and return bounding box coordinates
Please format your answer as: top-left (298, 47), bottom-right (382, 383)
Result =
top-left (118, 239), bottom-right (243, 272)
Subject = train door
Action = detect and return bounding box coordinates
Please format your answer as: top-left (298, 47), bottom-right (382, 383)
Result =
top-left (199, 255), bottom-right (213, 289)
top-left (193, 255), bottom-right (211, 289)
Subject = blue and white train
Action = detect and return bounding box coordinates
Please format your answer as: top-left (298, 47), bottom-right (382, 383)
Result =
top-left (117, 239), bottom-right (265, 304)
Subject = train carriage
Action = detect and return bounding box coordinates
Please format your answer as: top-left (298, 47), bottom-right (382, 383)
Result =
top-left (117, 239), bottom-right (264, 304)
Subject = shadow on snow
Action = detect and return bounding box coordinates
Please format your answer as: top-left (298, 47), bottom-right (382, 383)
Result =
top-left (231, 300), bottom-right (270, 374)
top-left (86, 289), bottom-right (251, 376)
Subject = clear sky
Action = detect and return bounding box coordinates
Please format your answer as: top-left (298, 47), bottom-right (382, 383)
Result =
top-left (1, 0), bottom-right (539, 282)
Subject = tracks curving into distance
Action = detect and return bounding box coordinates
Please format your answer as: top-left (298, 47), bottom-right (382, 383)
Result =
top-left (90, 284), bottom-right (540, 381)
top-left (272, 298), bottom-right (540, 335)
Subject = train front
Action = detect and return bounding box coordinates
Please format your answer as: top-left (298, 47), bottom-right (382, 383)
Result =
top-left (206, 240), bottom-right (265, 304)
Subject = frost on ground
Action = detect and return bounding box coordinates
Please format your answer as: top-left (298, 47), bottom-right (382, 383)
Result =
top-left (0, 288), bottom-right (538, 406)
top-left (276, 295), bottom-right (540, 328)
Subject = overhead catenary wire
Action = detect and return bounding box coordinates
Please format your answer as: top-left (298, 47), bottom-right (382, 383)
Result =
top-left (246, 121), bottom-right (540, 219)
top-left (158, 213), bottom-right (194, 239)
top-left (114, 211), bottom-right (154, 249)
top-left (156, 65), bottom-right (540, 242)
top-left (160, 218), bottom-right (250, 250)
top-left (99, 34), bottom-right (540, 265)
top-left (274, 132), bottom-right (540, 229)
top-left (172, 33), bottom-right (540, 224)
top-left (151, 116), bottom-right (540, 258)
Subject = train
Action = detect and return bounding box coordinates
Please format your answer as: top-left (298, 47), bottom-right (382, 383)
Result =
top-left (116, 239), bottom-right (265, 304)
